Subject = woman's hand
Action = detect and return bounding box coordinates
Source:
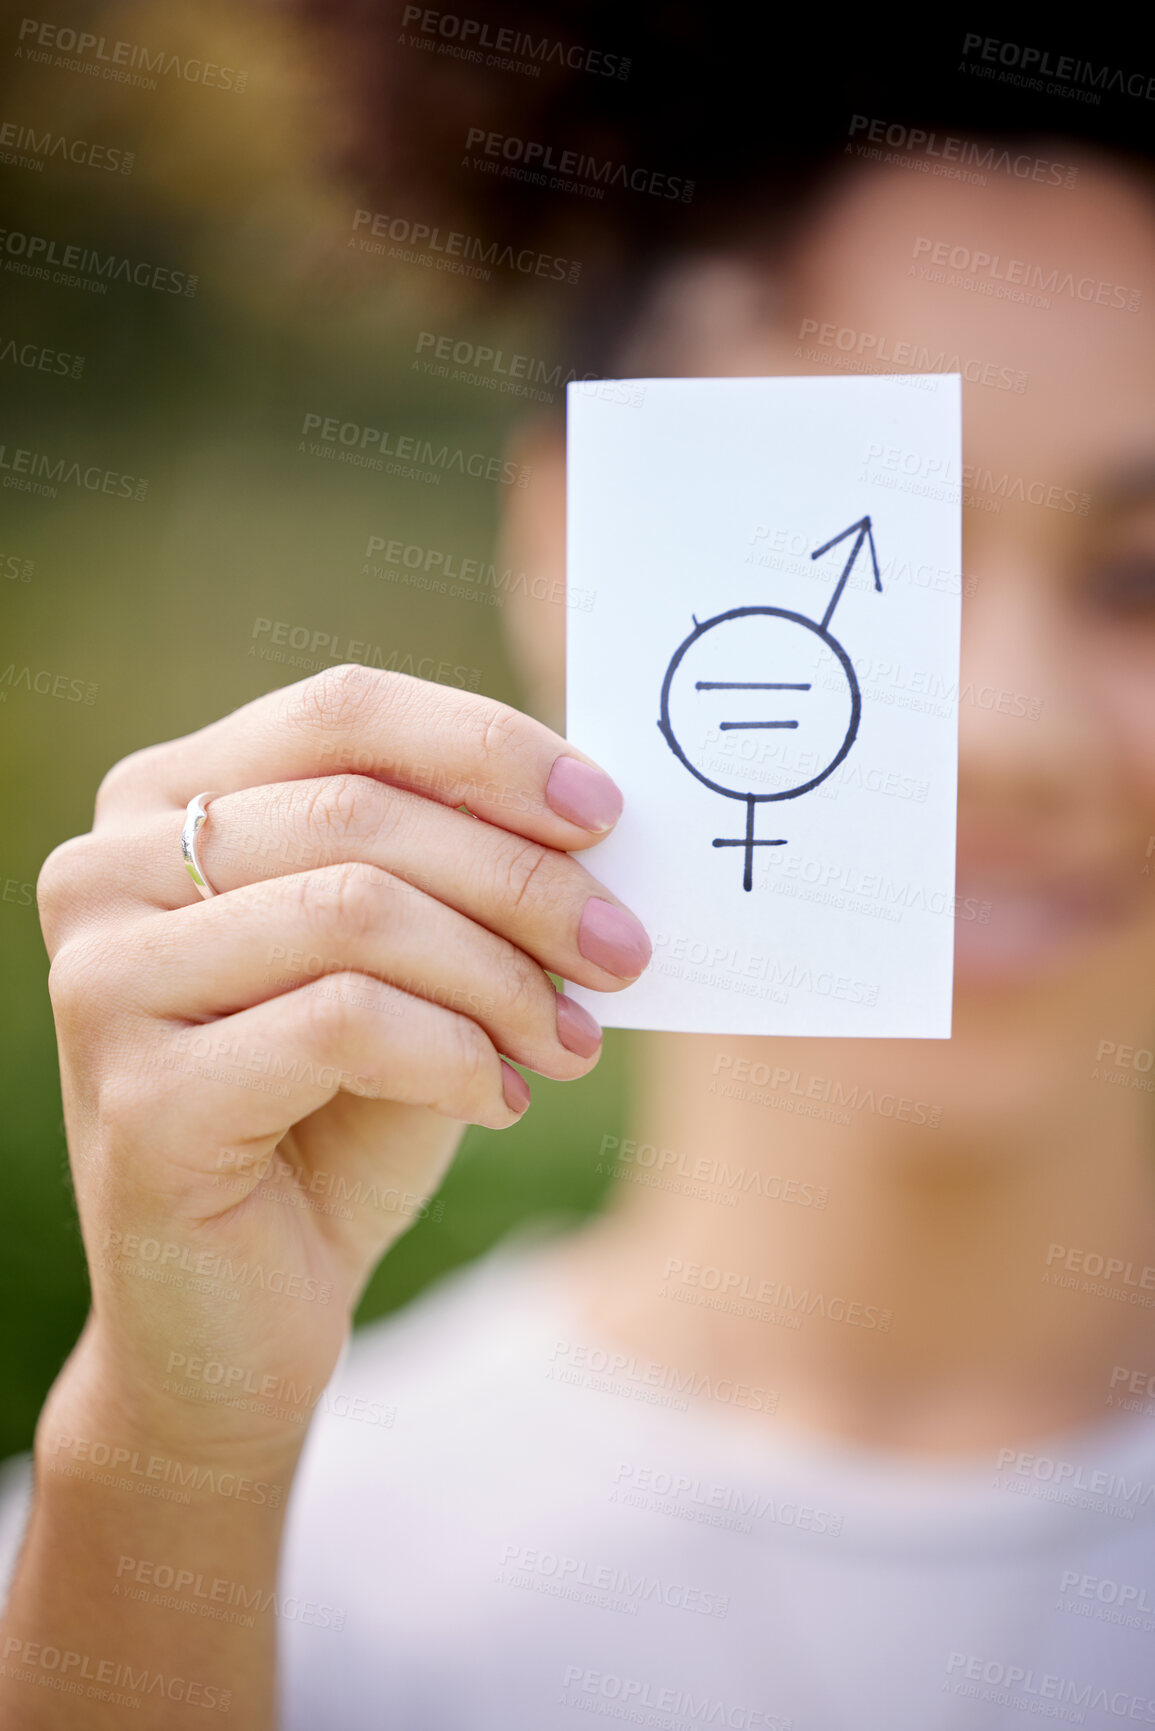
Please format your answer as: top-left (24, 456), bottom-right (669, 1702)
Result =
top-left (35, 665), bottom-right (650, 1456)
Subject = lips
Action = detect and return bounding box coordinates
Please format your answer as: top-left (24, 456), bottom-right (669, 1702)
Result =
top-left (953, 875), bottom-right (1135, 984)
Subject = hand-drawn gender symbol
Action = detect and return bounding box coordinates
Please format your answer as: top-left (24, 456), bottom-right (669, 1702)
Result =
top-left (658, 516), bottom-right (882, 891)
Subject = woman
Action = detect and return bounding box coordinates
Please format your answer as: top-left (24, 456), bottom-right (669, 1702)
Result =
top-left (3, 145), bottom-right (1155, 1728)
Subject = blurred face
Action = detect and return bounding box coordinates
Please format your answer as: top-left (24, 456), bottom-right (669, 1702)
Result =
top-left (503, 161), bottom-right (1155, 1126)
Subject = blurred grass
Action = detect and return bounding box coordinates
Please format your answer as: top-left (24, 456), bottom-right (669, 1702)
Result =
top-left (0, 0), bottom-right (626, 1459)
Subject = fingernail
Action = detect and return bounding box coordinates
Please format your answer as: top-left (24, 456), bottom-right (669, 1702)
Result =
top-left (545, 756), bottom-right (623, 833)
top-left (555, 992), bottom-right (603, 1058)
top-left (501, 1061), bottom-right (531, 1114)
top-left (578, 898), bottom-right (652, 980)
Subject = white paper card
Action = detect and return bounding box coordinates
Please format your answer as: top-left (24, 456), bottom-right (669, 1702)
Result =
top-left (565, 374), bottom-right (961, 1038)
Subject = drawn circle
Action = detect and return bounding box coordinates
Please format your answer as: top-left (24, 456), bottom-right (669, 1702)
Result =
top-left (658, 607), bottom-right (861, 803)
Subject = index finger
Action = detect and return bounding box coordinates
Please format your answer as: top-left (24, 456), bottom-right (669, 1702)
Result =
top-left (96, 666), bottom-right (623, 849)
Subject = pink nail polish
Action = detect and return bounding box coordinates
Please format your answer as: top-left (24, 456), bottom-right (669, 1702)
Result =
top-left (501, 1061), bottom-right (531, 1114)
top-left (555, 992), bottom-right (603, 1058)
top-left (577, 898), bottom-right (652, 980)
top-left (546, 756), bottom-right (623, 833)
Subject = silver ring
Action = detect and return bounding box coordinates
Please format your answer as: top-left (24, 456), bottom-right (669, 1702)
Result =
top-left (181, 791), bottom-right (222, 899)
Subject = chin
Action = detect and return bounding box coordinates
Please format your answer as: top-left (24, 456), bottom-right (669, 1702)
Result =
top-left (830, 929), bottom-right (1153, 1135)
top-left (890, 926), bottom-right (1155, 1133)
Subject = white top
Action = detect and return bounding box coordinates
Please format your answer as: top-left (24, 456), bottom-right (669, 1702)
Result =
top-left (4, 1244), bottom-right (1155, 1729)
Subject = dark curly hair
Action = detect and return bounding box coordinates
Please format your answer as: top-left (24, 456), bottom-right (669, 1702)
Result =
top-left (299, 4), bottom-right (1155, 369)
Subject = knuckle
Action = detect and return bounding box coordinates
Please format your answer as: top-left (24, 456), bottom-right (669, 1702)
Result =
top-left (46, 933), bottom-right (103, 1026)
top-left (94, 1067), bottom-right (156, 1143)
top-left (297, 970), bottom-right (365, 1048)
top-left (477, 698), bottom-right (523, 768)
top-left (448, 1010), bottom-right (493, 1098)
top-left (294, 773), bottom-right (386, 856)
top-left (310, 859), bottom-right (388, 947)
top-left (496, 836), bottom-right (554, 915)
top-left (93, 743), bottom-right (164, 824)
top-left (495, 945), bottom-right (546, 1025)
top-left (289, 662), bottom-right (384, 738)
top-left (45, 950), bottom-right (78, 1020)
top-left (36, 835), bottom-right (90, 932)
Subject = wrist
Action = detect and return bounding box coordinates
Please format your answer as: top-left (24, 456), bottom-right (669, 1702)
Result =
top-left (36, 1320), bottom-right (308, 1497)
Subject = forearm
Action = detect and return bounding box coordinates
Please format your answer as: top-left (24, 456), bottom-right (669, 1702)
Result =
top-left (0, 1363), bottom-right (303, 1728)
top-left (13, 666), bottom-right (627, 1720)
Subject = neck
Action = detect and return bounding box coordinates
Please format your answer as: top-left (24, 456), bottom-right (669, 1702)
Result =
top-left (566, 1030), bottom-right (1155, 1453)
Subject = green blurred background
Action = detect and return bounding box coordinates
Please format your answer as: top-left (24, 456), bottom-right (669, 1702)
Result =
top-left (0, 0), bottom-right (626, 1459)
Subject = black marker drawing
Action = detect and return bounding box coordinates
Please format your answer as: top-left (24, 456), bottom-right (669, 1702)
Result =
top-left (658, 517), bottom-right (882, 891)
